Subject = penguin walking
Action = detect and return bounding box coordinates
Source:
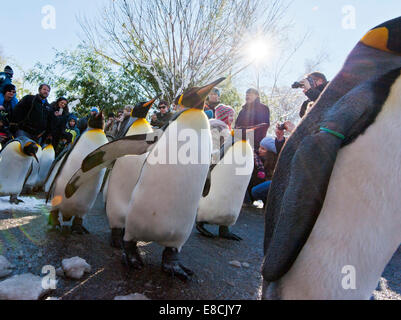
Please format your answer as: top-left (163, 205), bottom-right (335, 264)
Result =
top-left (106, 98), bottom-right (157, 248)
top-left (65, 78), bottom-right (225, 280)
top-left (0, 137), bottom-right (39, 204)
top-left (262, 17), bottom-right (401, 300)
top-left (196, 132), bottom-right (254, 241)
top-left (47, 111), bottom-right (108, 234)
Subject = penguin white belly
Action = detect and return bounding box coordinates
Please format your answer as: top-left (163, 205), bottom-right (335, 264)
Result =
top-left (106, 119), bottom-right (153, 229)
top-left (107, 154), bottom-right (148, 228)
top-left (52, 130), bottom-right (108, 218)
top-left (197, 140), bottom-right (253, 226)
top-left (278, 80), bottom-right (401, 300)
top-left (25, 146), bottom-right (43, 189)
top-left (45, 154), bottom-right (66, 193)
top-left (0, 142), bottom-right (33, 196)
top-left (36, 145), bottom-right (55, 188)
top-left (124, 110), bottom-right (211, 250)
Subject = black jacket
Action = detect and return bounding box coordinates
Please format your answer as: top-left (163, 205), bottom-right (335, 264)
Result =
top-left (12, 94), bottom-right (55, 137)
top-left (299, 83), bottom-right (327, 118)
top-left (151, 111), bottom-right (173, 128)
top-left (235, 98), bottom-right (270, 149)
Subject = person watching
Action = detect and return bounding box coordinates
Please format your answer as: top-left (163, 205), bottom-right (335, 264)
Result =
top-left (235, 88), bottom-right (270, 150)
top-left (0, 84), bottom-right (18, 128)
top-left (295, 72), bottom-right (328, 118)
top-left (12, 84), bottom-right (54, 144)
top-left (204, 88), bottom-right (221, 117)
top-left (152, 101), bottom-right (172, 128)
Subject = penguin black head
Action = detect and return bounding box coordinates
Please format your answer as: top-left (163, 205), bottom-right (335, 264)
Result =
top-left (131, 96), bottom-right (159, 119)
top-left (175, 78), bottom-right (226, 109)
top-left (361, 16), bottom-right (401, 55)
top-left (23, 142), bottom-right (39, 163)
top-left (88, 110), bottom-right (105, 130)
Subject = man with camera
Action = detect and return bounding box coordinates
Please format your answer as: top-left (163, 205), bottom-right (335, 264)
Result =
top-left (292, 72), bottom-right (328, 118)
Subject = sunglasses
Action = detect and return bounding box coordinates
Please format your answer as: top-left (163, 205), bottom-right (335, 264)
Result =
top-left (160, 106), bottom-right (167, 109)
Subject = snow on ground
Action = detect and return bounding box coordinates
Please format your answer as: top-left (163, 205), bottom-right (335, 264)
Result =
top-left (0, 196), bottom-right (50, 213)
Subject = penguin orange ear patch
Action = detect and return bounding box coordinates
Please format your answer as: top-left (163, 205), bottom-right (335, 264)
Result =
top-left (361, 27), bottom-right (391, 53)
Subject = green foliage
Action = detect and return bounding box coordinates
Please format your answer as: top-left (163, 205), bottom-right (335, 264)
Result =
top-left (25, 45), bottom-right (154, 117)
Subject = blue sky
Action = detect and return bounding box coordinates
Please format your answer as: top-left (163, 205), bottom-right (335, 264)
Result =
top-left (0, 1), bottom-right (399, 92)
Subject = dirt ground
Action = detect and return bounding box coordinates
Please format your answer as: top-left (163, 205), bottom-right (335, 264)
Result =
top-left (0, 194), bottom-right (399, 300)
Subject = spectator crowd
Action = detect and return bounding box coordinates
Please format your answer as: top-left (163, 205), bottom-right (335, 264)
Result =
top-left (0, 64), bottom-right (328, 206)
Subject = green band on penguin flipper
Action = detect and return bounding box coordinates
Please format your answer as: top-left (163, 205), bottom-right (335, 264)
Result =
top-left (319, 127), bottom-right (345, 140)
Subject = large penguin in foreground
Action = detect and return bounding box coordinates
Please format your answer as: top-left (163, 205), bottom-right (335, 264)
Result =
top-left (196, 130), bottom-right (254, 241)
top-left (0, 137), bottom-right (39, 204)
top-left (262, 17), bottom-right (401, 300)
top-left (106, 98), bottom-right (157, 248)
top-left (47, 111), bottom-right (108, 233)
top-left (65, 78), bottom-right (225, 280)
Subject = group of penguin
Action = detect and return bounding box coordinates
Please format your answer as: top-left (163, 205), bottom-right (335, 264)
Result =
top-left (0, 77), bottom-right (254, 281)
top-left (1, 16), bottom-right (400, 298)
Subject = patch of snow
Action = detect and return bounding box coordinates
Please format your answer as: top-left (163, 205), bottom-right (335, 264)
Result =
top-left (0, 273), bottom-right (51, 300)
top-left (62, 257), bottom-right (91, 280)
top-left (114, 293), bottom-right (150, 300)
top-left (0, 196), bottom-right (50, 212)
top-left (0, 256), bottom-right (14, 278)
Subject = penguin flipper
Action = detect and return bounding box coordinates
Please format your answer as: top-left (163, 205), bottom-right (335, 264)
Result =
top-left (64, 131), bottom-right (160, 199)
top-left (262, 70), bottom-right (400, 283)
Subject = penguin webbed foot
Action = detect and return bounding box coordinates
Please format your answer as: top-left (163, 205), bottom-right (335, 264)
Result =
top-left (122, 241), bottom-right (144, 270)
top-left (196, 222), bottom-right (216, 238)
top-left (162, 247), bottom-right (193, 282)
top-left (9, 195), bottom-right (24, 205)
top-left (110, 228), bottom-right (125, 249)
top-left (71, 217), bottom-right (89, 235)
top-left (219, 226), bottom-right (242, 241)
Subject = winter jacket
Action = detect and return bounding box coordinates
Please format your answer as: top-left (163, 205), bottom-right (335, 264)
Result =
top-left (235, 97), bottom-right (270, 149)
top-left (151, 111), bottom-right (173, 128)
top-left (204, 101), bottom-right (220, 117)
top-left (299, 83), bottom-right (328, 118)
top-left (12, 94), bottom-right (55, 138)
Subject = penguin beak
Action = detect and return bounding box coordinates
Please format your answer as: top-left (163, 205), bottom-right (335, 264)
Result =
top-left (143, 94), bottom-right (161, 108)
top-left (195, 78), bottom-right (226, 105)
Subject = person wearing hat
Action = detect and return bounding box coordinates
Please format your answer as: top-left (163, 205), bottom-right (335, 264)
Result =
top-left (204, 87), bottom-right (221, 117)
top-left (209, 104), bottom-right (235, 164)
top-left (77, 106), bottom-right (100, 133)
top-left (235, 88), bottom-right (270, 150)
top-left (151, 100), bottom-right (172, 128)
top-left (0, 66), bottom-right (18, 110)
top-left (249, 135), bottom-right (279, 207)
top-left (0, 84), bottom-right (18, 128)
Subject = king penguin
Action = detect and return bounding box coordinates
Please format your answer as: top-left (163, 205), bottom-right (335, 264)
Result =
top-left (23, 145), bottom-right (43, 193)
top-left (196, 129), bottom-right (255, 241)
top-left (0, 136), bottom-right (39, 204)
top-left (64, 78), bottom-right (225, 280)
top-left (262, 17), bottom-right (401, 300)
top-left (106, 97), bottom-right (157, 248)
top-left (47, 111), bottom-right (108, 233)
top-left (36, 139), bottom-right (55, 191)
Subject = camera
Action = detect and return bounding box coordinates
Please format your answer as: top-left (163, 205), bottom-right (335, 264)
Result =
top-left (291, 81), bottom-right (304, 89)
top-left (292, 77), bottom-right (314, 89)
